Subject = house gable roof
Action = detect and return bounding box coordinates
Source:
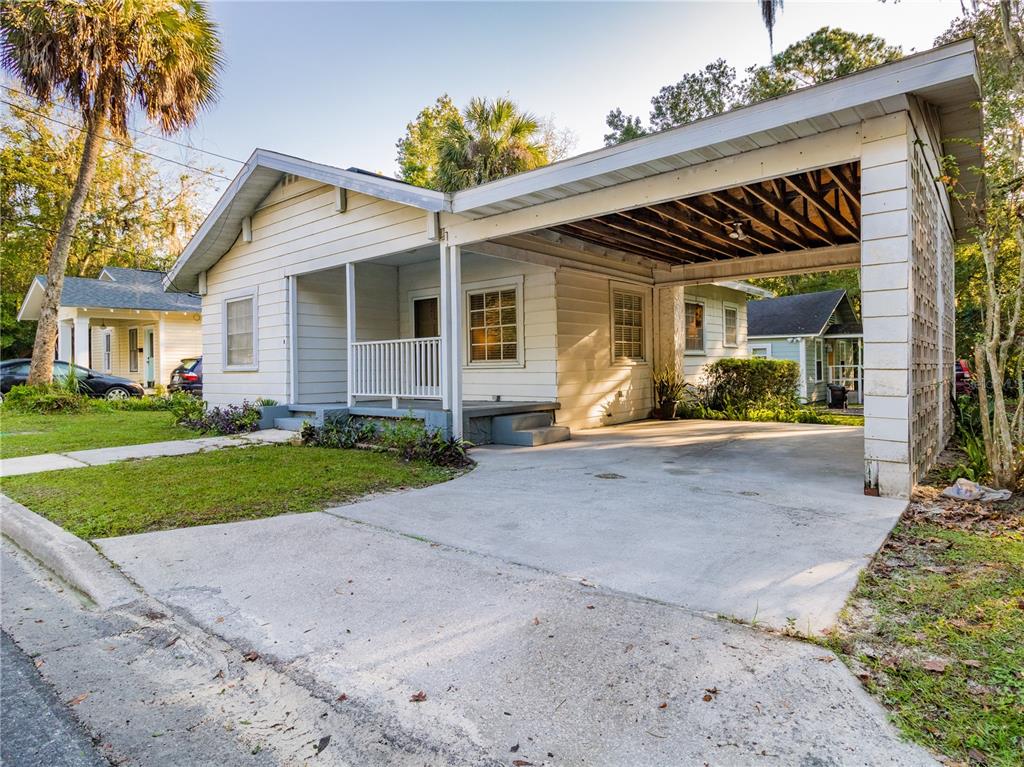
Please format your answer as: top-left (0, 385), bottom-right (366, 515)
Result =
top-left (747, 289), bottom-right (850, 337)
top-left (18, 268), bottom-right (200, 321)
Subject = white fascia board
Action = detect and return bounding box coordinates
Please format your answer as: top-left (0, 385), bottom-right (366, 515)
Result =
top-left (450, 39), bottom-right (979, 215)
top-left (714, 281), bottom-right (774, 297)
top-left (16, 276), bottom-right (45, 321)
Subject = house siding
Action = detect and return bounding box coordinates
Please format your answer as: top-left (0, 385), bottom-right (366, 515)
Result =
top-left (202, 179), bottom-right (431, 407)
top-left (680, 284), bottom-right (749, 383)
top-left (555, 270), bottom-right (654, 430)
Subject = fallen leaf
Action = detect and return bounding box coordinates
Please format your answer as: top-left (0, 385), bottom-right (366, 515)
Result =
top-left (967, 747), bottom-right (988, 764)
top-left (532, 617), bottom-right (540, 626)
top-left (658, 702), bottom-right (668, 709)
top-left (409, 690), bottom-right (427, 703)
top-left (314, 735), bottom-right (331, 755)
top-left (512, 761), bottom-right (534, 767)
top-left (624, 643), bottom-right (635, 653)
top-left (510, 743), bottom-right (519, 753)
top-left (336, 693), bottom-right (348, 702)
top-left (242, 651), bottom-right (260, 662)
top-left (702, 694), bottom-right (714, 702)
top-left (814, 656), bottom-right (836, 663)
top-left (924, 566), bottom-right (953, 574)
top-left (33, 658), bottom-right (44, 668)
top-left (920, 658), bottom-right (949, 673)
top-left (67, 693), bottom-right (89, 706)
top-left (586, 605), bottom-right (595, 610)
top-left (215, 616), bottom-right (224, 623)
top-left (963, 659), bottom-right (983, 668)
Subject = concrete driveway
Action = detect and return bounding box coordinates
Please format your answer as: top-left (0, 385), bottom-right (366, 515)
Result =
top-left (335, 419), bottom-right (907, 632)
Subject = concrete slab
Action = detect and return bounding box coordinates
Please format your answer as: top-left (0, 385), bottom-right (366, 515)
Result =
top-left (0, 453), bottom-right (88, 477)
top-left (330, 419), bottom-right (907, 632)
top-left (98, 512), bottom-right (934, 766)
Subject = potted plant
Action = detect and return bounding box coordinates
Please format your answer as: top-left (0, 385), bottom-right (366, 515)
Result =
top-left (652, 366), bottom-right (685, 420)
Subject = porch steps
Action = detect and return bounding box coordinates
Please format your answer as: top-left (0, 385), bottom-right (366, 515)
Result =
top-left (491, 412), bottom-right (570, 447)
top-left (274, 416), bottom-right (310, 431)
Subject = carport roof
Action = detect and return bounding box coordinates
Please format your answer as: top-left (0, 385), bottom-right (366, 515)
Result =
top-left (165, 39), bottom-right (982, 292)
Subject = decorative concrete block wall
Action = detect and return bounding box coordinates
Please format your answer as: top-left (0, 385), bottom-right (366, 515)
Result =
top-left (860, 111), bottom-right (955, 497)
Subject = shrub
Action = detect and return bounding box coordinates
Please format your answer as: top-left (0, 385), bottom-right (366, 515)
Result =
top-left (2, 384), bottom-right (88, 414)
top-left (168, 392), bottom-right (207, 424)
top-left (178, 401), bottom-right (261, 435)
top-left (652, 366), bottom-right (686, 406)
top-left (255, 397), bottom-right (279, 407)
top-left (301, 414), bottom-right (472, 468)
top-left (702, 358), bottom-right (799, 411)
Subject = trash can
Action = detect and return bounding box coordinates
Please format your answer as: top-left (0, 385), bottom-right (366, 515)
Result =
top-left (827, 384), bottom-right (848, 409)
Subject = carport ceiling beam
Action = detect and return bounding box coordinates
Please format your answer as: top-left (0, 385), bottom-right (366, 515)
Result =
top-left (672, 198), bottom-right (783, 253)
top-left (707, 192), bottom-right (810, 249)
top-left (556, 222), bottom-right (688, 264)
top-left (654, 203), bottom-right (765, 257)
top-left (612, 209), bottom-right (742, 260)
top-left (743, 183), bottom-right (836, 245)
top-left (563, 219), bottom-right (705, 262)
top-left (784, 173), bottom-right (859, 239)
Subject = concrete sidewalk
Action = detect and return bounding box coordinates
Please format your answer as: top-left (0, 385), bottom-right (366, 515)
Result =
top-left (99, 511), bottom-right (936, 766)
top-left (0, 428), bottom-right (296, 478)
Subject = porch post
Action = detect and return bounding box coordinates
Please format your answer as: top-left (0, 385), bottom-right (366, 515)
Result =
top-left (73, 314), bottom-right (90, 368)
top-left (439, 244), bottom-right (451, 411)
top-left (448, 245), bottom-right (463, 439)
top-left (57, 320), bottom-right (72, 361)
top-left (287, 275), bottom-right (297, 404)
top-left (345, 262), bottom-right (356, 407)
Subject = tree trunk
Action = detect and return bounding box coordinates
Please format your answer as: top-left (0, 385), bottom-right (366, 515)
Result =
top-left (27, 111), bottom-right (107, 385)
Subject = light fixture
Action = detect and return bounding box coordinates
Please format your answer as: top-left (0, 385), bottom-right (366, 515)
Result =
top-left (727, 221), bottom-right (748, 241)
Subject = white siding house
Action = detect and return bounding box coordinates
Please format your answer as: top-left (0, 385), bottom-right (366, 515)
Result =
top-left (165, 41), bottom-right (980, 496)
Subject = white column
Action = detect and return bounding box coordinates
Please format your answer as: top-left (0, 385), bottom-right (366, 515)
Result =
top-left (345, 263), bottom-right (356, 407)
top-left (288, 275), bottom-right (297, 404)
top-left (860, 113), bottom-right (913, 498)
top-left (73, 314), bottom-right (90, 368)
top-left (439, 244), bottom-right (451, 411)
top-left (448, 245), bottom-right (463, 439)
top-left (57, 320), bottom-right (73, 361)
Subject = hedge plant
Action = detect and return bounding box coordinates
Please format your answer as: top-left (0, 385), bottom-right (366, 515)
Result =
top-left (702, 358), bottom-right (799, 410)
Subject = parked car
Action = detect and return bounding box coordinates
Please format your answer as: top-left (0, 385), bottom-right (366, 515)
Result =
top-left (0, 359), bottom-right (145, 401)
top-left (168, 356), bottom-right (202, 397)
top-left (954, 359), bottom-right (976, 397)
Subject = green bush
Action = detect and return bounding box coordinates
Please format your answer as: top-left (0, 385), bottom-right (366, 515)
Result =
top-left (168, 392), bottom-right (206, 424)
top-left (301, 415), bottom-right (472, 468)
top-left (702, 358), bottom-right (799, 411)
top-left (2, 384), bottom-right (88, 414)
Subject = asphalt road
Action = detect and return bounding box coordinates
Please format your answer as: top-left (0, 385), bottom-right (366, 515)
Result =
top-left (1, 631), bottom-right (108, 767)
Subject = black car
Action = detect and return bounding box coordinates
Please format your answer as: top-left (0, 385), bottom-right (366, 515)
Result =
top-left (0, 359), bottom-right (145, 401)
top-left (168, 356), bottom-right (202, 396)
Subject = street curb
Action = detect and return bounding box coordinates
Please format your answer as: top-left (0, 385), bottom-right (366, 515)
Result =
top-left (0, 494), bottom-right (140, 609)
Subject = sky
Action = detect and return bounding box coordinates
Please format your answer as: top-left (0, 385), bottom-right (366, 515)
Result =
top-left (130, 0), bottom-right (968, 193)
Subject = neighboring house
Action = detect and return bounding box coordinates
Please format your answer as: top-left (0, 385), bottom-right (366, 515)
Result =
top-left (18, 267), bottom-right (201, 389)
top-left (747, 289), bottom-right (863, 404)
top-left (163, 41), bottom-right (980, 496)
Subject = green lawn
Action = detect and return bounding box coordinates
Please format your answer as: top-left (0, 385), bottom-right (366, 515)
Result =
top-left (2, 444), bottom-right (455, 538)
top-left (0, 410), bottom-right (195, 459)
top-left (827, 493), bottom-right (1024, 766)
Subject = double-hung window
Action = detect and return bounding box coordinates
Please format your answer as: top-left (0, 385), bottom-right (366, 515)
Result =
top-left (814, 339), bottom-right (824, 382)
top-left (102, 330), bottom-right (112, 372)
top-left (468, 287), bottom-right (518, 363)
top-left (225, 294), bottom-right (257, 369)
top-left (723, 305), bottom-right (738, 347)
top-left (612, 289), bottom-right (644, 362)
top-left (685, 301), bottom-right (705, 353)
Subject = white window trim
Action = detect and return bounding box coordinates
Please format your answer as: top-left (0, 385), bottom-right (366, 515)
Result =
top-left (814, 338), bottom-right (824, 382)
top-left (609, 282), bottom-right (648, 366)
top-left (750, 343), bottom-right (772, 358)
top-left (463, 275), bottom-right (525, 369)
top-left (723, 302), bottom-right (739, 348)
top-left (222, 288), bottom-right (259, 372)
top-left (101, 329), bottom-right (113, 373)
top-left (684, 298), bottom-right (706, 356)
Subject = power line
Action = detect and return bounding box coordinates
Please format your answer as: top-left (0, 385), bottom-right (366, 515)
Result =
top-left (1, 98), bottom-right (235, 181)
top-left (1, 83), bottom-right (246, 166)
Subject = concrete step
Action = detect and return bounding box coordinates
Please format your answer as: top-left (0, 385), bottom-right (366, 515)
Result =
top-left (497, 425), bottom-right (571, 447)
top-left (274, 417), bottom-right (310, 432)
top-left (491, 412), bottom-right (570, 446)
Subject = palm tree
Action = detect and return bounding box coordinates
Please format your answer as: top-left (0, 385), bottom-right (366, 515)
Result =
top-left (435, 97), bottom-right (548, 193)
top-left (760, 0), bottom-right (784, 51)
top-left (1, 0), bottom-right (221, 384)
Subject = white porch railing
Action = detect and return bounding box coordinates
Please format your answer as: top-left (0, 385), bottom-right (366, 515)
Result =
top-left (350, 337), bottom-right (442, 400)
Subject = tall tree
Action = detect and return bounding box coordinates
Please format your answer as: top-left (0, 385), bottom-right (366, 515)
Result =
top-left (1, 94), bottom-right (215, 358)
top-left (742, 27), bottom-right (902, 103)
top-left (395, 94), bottom-right (461, 191)
top-left (1, 0), bottom-right (221, 384)
top-left (759, 0), bottom-right (784, 51)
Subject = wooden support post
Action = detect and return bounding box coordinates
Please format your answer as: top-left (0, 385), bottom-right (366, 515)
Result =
top-left (345, 262), bottom-right (356, 407)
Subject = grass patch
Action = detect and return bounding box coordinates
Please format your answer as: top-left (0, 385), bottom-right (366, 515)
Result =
top-left (825, 487), bottom-right (1024, 765)
top-left (817, 412), bottom-right (865, 426)
top-left (0, 410), bottom-right (196, 459)
top-left (2, 444), bottom-right (455, 538)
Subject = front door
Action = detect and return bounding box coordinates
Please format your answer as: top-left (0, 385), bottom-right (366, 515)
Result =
top-left (413, 297), bottom-right (439, 338)
top-left (144, 328), bottom-right (155, 387)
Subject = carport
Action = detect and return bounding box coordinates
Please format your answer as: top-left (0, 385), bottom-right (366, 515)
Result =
top-left (440, 40), bottom-right (982, 497)
top-left (332, 419), bottom-right (908, 631)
